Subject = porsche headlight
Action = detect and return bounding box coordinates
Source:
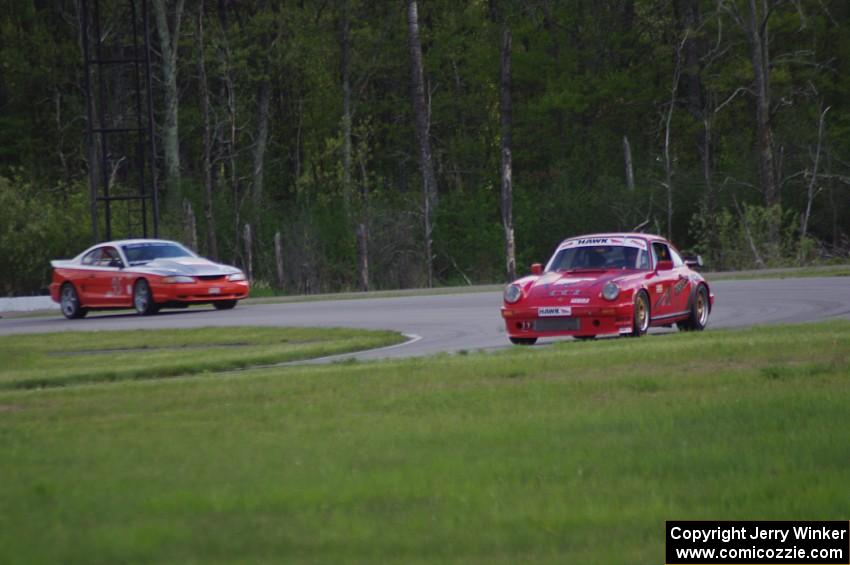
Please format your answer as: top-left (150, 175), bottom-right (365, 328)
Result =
top-left (504, 283), bottom-right (523, 304)
top-left (228, 272), bottom-right (246, 282)
top-left (602, 282), bottom-right (620, 301)
top-left (162, 275), bottom-right (194, 283)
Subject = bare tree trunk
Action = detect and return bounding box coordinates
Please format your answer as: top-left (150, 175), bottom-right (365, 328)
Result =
top-left (182, 198), bottom-right (197, 251)
top-left (152, 0), bottom-right (186, 210)
top-left (499, 26), bottom-right (516, 282)
top-left (341, 0), bottom-right (353, 213)
top-left (357, 155), bottom-right (370, 292)
top-left (800, 106), bottom-right (830, 248)
top-left (356, 223), bottom-right (369, 291)
top-left (663, 37), bottom-right (686, 240)
top-left (196, 4), bottom-right (218, 260)
top-left (733, 195), bottom-right (766, 268)
top-left (702, 116), bottom-right (714, 216)
top-left (243, 223), bottom-right (253, 283)
top-left (252, 80), bottom-right (271, 209)
top-left (623, 135), bottom-right (635, 192)
top-left (274, 231), bottom-right (285, 290)
top-left (746, 0), bottom-right (779, 209)
top-left (406, 0), bottom-right (437, 288)
top-left (223, 51), bottom-right (240, 264)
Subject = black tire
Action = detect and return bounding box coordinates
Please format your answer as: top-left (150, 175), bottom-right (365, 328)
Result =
top-left (630, 290), bottom-right (650, 337)
top-left (509, 337), bottom-right (537, 346)
top-left (678, 284), bottom-right (709, 332)
top-left (574, 335), bottom-right (596, 341)
top-left (133, 279), bottom-right (159, 316)
top-left (213, 300), bottom-right (237, 311)
top-left (59, 283), bottom-right (87, 319)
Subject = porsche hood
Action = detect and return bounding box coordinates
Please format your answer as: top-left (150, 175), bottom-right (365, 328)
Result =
top-left (524, 270), bottom-right (636, 301)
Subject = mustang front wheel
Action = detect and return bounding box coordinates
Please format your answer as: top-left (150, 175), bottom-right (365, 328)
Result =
top-left (630, 290), bottom-right (650, 337)
top-left (133, 279), bottom-right (159, 316)
top-left (60, 283), bottom-right (87, 319)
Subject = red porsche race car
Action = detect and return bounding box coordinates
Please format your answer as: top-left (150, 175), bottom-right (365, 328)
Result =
top-left (50, 239), bottom-right (249, 319)
top-left (501, 233), bottom-right (713, 344)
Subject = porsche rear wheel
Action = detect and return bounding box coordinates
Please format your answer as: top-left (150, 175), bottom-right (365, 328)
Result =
top-left (509, 337), bottom-right (537, 346)
top-left (630, 290), bottom-right (650, 337)
top-left (213, 300), bottom-right (237, 311)
top-left (133, 279), bottom-right (159, 316)
top-left (60, 283), bottom-right (87, 319)
top-left (678, 284), bottom-right (709, 332)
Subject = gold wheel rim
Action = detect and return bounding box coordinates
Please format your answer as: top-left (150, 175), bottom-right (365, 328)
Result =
top-left (696, 293), bottom-right (707, 325)
top-left (636, 297), bottom-right (648, 330)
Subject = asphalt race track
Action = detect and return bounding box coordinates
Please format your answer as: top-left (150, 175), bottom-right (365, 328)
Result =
top-left (1, 277), bottom-right (849, 361)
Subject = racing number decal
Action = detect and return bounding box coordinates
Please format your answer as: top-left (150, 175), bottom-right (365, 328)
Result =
top-left (655, 285), bottom-right (672, 309)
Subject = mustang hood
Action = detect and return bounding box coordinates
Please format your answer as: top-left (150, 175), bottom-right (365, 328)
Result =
top-left (133, 257), bottom-right (239, 277)
top-left (525, 270), bottom-right (635, 301)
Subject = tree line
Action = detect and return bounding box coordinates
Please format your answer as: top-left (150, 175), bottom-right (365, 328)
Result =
top-left (1, 0), bottom-right (849, 296)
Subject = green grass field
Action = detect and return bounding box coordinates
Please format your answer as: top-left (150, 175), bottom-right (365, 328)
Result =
top-left (1, 321), bottom-right (849, 563)
top-left (0, 327), bottom-right (404, 389)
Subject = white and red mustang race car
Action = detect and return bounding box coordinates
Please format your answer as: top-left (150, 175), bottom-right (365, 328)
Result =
top-left (50, 239), bottom-right (249, 318)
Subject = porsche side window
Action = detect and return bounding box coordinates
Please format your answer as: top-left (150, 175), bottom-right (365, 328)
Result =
top-left (81, 248), bottom-right (102, 265)
top-left (652, 242), bottom-right (671, 265)
top-left (669, 247), bottom-right (684, 267)
top-left (636, 250), bottom-right (650, 269)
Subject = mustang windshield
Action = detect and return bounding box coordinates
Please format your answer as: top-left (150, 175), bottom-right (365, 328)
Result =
top-left (122, 243), bottom-right (194, 265)
top-left (546, 245), bottom-right (649, 272)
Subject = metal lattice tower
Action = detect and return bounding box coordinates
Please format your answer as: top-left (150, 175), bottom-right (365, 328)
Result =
top-left (80, 0), bottom-right (159, 242)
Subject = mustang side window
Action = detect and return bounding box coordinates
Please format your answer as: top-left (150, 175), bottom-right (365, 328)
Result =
top-left (97, 247), bottom-right (122, 267)
top-left (81, 248), bottom-right (102, 265)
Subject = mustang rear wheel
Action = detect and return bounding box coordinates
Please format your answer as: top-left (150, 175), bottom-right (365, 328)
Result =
top-left (213, 300), bottom-right (237, 311)
top-left (630, 290), bottom-right (650, 337)
top-left (133, 279), bottom-right (159, 316)
top-left (678, 284), bottom-right (709, 331)
top-left (509, 337), bottom-right (537, 346)
top-left (60, 283), bottom-right (87, 319)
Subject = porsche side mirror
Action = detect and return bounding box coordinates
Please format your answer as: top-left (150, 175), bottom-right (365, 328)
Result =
top-left (656, 260), bottom-right (674, 271)
top-left (684, 255), bottom-right (703, 269)
top-left (531, 263), bottom-right (543, 275)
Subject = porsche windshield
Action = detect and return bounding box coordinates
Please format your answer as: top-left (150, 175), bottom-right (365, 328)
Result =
top-left (122, 243), bottom-right (194, 265)
top-left (546, 245), bottom-right (649, 271)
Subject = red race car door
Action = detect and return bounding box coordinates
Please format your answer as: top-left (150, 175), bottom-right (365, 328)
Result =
top-left (75, 247), bottom-right (104, 304)
top-left (649, 240), bottom-right (682, 322)
top-left (88, 246), bottom-right (131, 307)
top-left (668, 246), bottom-right (693, 315)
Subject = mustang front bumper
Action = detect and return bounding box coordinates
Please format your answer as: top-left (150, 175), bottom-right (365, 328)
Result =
top-left (151, 280), bottom-right (249, 303)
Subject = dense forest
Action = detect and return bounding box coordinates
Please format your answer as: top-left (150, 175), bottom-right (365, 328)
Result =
top-left (1, 0), bottom-right (849, 296)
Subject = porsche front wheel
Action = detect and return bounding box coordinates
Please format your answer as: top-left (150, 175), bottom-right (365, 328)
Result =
top-left (630, 290), bottom-right (650, 337)
top-left (60, 283), bottom-right (87, 319)
top-left (133, 279), bottom-right (159, 316)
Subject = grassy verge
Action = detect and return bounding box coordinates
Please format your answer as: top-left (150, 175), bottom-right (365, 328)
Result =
top-left (0, 327), bottom-right (404, 390)
top-left (704, 264), bottom-right (850, 281)
top-left (1, 321), bottom-right (849, 563)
